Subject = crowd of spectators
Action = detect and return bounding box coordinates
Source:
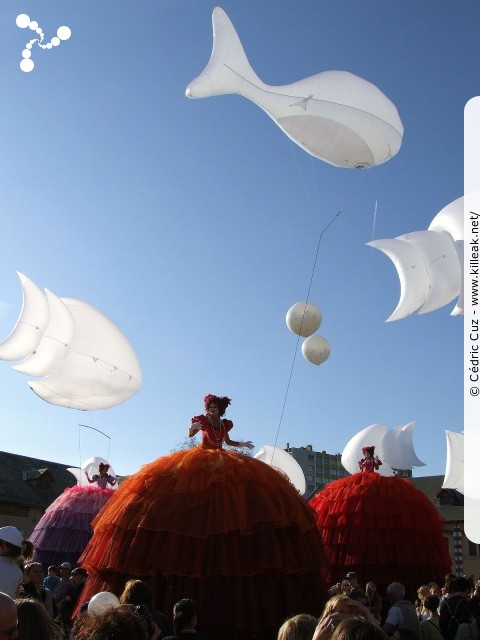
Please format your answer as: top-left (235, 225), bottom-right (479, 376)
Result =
top-left (1, 565), bottom-right (480, 640)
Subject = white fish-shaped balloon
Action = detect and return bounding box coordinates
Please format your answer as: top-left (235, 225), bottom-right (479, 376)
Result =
top-left (186, 7), bottom-right (404, 169)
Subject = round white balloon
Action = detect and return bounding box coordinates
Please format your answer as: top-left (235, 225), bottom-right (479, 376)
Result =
top-left (88, 591), bottom-right (119, 615)
top-left (302, 335), bottom-right (330, 365)
top-left (286, 301), bottom-right (322, 337)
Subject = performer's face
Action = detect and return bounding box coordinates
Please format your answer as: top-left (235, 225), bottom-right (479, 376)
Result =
top-left (208, 403), bottom-right (219, 417)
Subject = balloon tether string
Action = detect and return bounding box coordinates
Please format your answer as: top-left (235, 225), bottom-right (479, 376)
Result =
top-left (78, 424), bottom-right (112, 470)
top-left (271, 207), bottom-right (342, 462)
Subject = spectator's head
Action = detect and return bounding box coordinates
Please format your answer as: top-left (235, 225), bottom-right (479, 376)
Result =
top-left (47, 566), bottom-right (58, 577)
top-left (70, 606), bottom-right (146, 640)
top-left (172, 599), bottom-right (197, 636)
top-left (330, 616), bottom-right (385, 640)
top-left (423, 596), bottom-right (439, 615)
top-left (321, 595), bottom-right (364, 620)
top-left (59, 562), bottom-right (71, 578)
top-left (0, 592), bottom-right (18, 640)
top-left (386, 583), bottom-right (405, 603)
top-left (23, 563), bottom-right (44, 587)
top-left (278, 614), bottom-right (318, 640)
top-left (16, 598), bottom-right (63, 640)
top-left (417, 585), bottom-right (430, 600)
top-left (119, 580), bottom-right (153, 608)
top-left (71, 568), bottom-right (87, 585)
top-left (452, 577), bottom-right (471, 595)
top-left (365, 583), bottom-right (377, 599)
top-left (0, 527), bottom-right (34, 563)
top-left (346, 572), bottom-right (358, 588)
top-left (443, 573), bottom-right (457, 595)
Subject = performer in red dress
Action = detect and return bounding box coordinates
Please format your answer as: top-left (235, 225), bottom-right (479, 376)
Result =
top-left (358, 446), bottom-right (382, 473)
top-left (76, 394), bottom-right (328, 640)
top-left (310, 444), bottom-right (451, 601)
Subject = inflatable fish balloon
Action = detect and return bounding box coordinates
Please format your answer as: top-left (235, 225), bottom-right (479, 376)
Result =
top-left (0, 273), bottom-right (142, 410)
top-left (186, 7), bottom-right (404, 168)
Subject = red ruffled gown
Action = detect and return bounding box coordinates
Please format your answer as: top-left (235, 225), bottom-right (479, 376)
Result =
top-left (29, 484), bottom-right (115, 568)
top-left (309, 462), bottom-right (452, 600)
top-left (76, 417), bottom-right (328, 640)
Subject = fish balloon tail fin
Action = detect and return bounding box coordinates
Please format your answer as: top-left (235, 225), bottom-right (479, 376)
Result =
top-left (186, 7), bottom-right (262, 99)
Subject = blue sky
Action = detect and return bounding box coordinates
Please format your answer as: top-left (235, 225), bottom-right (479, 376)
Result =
top-left (0, 0), bottom-right (475, 478)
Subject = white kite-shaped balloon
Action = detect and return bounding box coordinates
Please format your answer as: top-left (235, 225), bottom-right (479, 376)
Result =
top-left (186, 7), bottom-right (403, 169)
top-left (254, 445), bottom-right (306, 494)
top-left (0, 273), bottom-right (142, 410)
top-left (367, 196), bottom-right (463, 320)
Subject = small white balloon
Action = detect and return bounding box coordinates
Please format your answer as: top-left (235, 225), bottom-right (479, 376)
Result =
top-left (302, 335), bottom-right (330, 365)
top-left (16, 14), bottom-right (30, 28)
top-left (88, 592), bottom-right (120, 615)
top-left (29, 21), bottom-right (38, 30)
top-left (26, 43), bottom-right (32, 49)
top-left (51, 37), bottom-right (60, 46)
top-left (36, 28), bottom-right (42, 34)
top-left (22, 49), bottom-right (32, 59)
top-left (20, 59), bottom-right (34, 73)
top-left (46, 43), bottom-right (52, 49)
top-left (286, 301), bottom-right (322, 337)
top-left (57, 26), bottom-right (71, 40)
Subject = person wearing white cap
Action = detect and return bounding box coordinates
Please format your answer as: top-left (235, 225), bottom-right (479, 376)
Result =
top-left (0, 526), bottom-right (35, 598)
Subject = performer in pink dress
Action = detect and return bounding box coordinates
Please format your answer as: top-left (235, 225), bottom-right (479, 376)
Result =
top-left (29, 461), bottom-right (116, 568)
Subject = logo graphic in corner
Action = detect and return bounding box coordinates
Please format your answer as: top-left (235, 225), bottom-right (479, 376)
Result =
top-left (16, 14), bottom-right (71, 72)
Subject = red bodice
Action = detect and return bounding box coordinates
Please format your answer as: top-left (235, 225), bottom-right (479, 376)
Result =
top-left (192, 414), bottom-right (233, 450)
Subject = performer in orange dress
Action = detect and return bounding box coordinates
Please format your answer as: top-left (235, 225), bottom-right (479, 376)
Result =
top-left (76, 394), bottom-right (328, 640)
top-left (309, 444), bottom-right (451, 601)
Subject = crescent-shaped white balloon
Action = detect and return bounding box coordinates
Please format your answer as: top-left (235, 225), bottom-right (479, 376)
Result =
top-left (186, 7), bottom-right (403, 169)
top-left (442, 430), bottom-right (464, 494)
top-left (367, 196), bottom-right (464, 320)
top-left (0, 272), bottom-right (49, 360)
top-left (342, 422), bottom-right (427, 477)
top-left (397, 230), bottom-right (460, 315)
top-left (341, 423), bottom-right (393, 476)
top-left (254, 445), bottom-right (306, 494)
top-left (0, 274), bottom-right (142, 410)
top-left (12, 289), bottom-right (75, 376)
top-left (381, 422), bottom-right (425, 470)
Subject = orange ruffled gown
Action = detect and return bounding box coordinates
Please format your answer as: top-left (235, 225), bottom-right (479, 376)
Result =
top-left (78, 436), bottom-right (328, 639)
top-left (309, 471), bottom-right (452, 599)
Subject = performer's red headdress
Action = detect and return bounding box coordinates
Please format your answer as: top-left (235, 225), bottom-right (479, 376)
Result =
top-left (204, 394), bottom-right (231, 417)
top-left (362, 446), bottom-right (375, 456)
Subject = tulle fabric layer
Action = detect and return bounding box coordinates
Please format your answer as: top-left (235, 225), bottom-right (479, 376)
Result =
top-left (77, 447), bottom-right (328, 639)
top-left (309, 472), bottom-right (452, 597)
top-left (29, 485), bottom-right (114, 567)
